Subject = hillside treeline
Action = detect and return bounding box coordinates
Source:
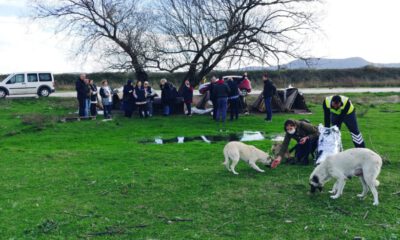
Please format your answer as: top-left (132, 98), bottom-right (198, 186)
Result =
top-left (2, 66), bottom-right (400, 90)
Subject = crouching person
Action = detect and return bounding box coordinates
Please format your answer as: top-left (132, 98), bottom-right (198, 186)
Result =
top-left (271, 119), bottom-right (319, 168)
top-left (100, 80), bottom-right (112, 119)
top-left (323, 95), bottom-right (365, 148)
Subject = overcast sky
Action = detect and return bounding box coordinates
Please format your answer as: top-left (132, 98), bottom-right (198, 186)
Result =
top-left (1, 0), bottom-right (400, 74)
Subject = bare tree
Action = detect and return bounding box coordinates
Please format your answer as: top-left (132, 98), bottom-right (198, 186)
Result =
top-left (150, 0), bottom-right (321, 87)
top-left (31, 0), bottom-right (156, 82)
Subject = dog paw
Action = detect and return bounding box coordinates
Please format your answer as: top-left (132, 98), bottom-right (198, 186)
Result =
top-left (233, 172), bottom-right (239, 175)
top-left (357, 194), bottom-right (365, 198)
top-left (259, 170), bottom-right (265, 173)
top-left (328, 190), bottom-right (336, 194)
top-left (373, 201), bottom-right (379, 206)
top-left (330, 195), bottom-right (339, 199)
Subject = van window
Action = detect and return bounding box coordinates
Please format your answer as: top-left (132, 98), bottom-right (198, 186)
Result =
top-left (28, 73), bottom-right (38, 82)
top-left (6, 74), bottom-right (24, 84)
top-left (39, 73), bottom-right (52, 82)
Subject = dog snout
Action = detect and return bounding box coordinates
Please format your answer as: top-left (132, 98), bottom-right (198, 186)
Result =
top-left (310, 184), bottom-right (316, 193)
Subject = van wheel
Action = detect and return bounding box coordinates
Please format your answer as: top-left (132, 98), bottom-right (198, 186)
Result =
top-left (0, 88), bottom-right (7, 98)
top-left (38, 87), bottom-right (50, 97)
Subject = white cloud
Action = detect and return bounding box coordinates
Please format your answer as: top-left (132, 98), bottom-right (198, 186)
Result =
top-left (0, 16), bottom-right (103, 74)
top-left (1, 0), bottom-right (400, 74)
top-left (311, 0), bottom-right (400, 63)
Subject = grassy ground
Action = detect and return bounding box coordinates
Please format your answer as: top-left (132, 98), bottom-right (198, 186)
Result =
top-left (0, 96), bottom-right (399, 239)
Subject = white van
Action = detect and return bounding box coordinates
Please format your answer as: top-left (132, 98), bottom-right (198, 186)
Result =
top-left (0, 72), bottom-right (55, 98)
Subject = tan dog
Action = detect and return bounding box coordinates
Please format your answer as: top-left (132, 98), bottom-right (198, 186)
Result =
top-left (223, 141), bottom-right (272, 175)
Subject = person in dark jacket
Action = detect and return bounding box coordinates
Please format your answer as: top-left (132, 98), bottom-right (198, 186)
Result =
top-left (160, 78), bottom-right (173, 116)
top-left (75, 73), bottom-right (87, 117)
top-left (83, 78), bottom-right (91, 117)
top-left (262, 73), bottom-right (277, 121)
top-left (212, 77), bottom-right (230, 125)
top-left (323, 95), bottom-right (365, 148)
top-left (182, 80), bottom-right (193, 116)
top-left (226, 77), bottom-right (240, 120)
top-left (271, 119), bottom-right (320, 168)
top-left (89, 79), bottom-right (97, 117)
top-left (122, 80), bottom-right (135, 118)
top-left (134, 81), bottom-right (148, 118)
top-left (209, 76), bottom-right (218, 120)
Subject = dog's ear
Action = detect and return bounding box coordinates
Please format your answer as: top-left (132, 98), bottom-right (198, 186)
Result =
top-left (312, 175), bottom-right (319, 184)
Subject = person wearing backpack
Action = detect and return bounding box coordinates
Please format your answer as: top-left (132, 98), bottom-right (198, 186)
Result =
top-left (262, 73), bottom-right (277, 122)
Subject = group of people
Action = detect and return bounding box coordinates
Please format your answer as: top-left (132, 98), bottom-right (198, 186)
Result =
top-left (75, 74), bottom-right (365, 161)
top-left (120, 78), bottom-right (195, 118)
top-left (76, 74), bottom-right (195, 119)
top-left (207, 74), bottom-right (251, 125)
top-left (121, 80), bottom-right (155, 118)
top-left (75, 74), bottom-right (112, 119)
top-left (270, 94), bottom-right (366, 168)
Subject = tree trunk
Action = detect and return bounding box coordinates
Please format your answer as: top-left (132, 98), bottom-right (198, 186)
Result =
top-left (135, 69), bottom-right (148, 82)
top-left (131, 58), bottom-right (148, 82)
top-left (182, 65), bottom-right (199, 89)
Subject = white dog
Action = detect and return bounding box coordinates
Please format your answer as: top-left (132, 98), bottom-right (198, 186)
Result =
top-left (223, 141), bottom-right (272, 175)
top-left (309, 148), bottom-right (382, 206)
top-left (315, 124), bottom-right (343, 165)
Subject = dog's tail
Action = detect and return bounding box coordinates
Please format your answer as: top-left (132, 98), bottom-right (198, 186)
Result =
top-left (222, 147), bottom-right (230, 170)
top-left (375, 180), bottom-right (380, 187)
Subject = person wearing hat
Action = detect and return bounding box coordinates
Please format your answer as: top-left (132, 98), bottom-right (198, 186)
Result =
top-left (323, 95), bottom-right (365, 148)
top-left (122, 80), bottom-right (135, 118)
top-left (271, 119), bottom-right (319, 168)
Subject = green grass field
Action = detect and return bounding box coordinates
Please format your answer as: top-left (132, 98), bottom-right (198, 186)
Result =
top-left (0, 95), bottom-right (399, 239)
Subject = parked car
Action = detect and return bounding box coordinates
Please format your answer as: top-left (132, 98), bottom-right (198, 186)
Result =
top-left (0, 72), bottom-right (55, 98)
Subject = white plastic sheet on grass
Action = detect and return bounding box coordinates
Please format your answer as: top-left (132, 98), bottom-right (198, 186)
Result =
top-left (271, 135), bottom-right (285, 142)
top-left (201, 135), bottom-right (211, 143)
top-left (192, 107), bottom-right (213, 115)
top-left (240, 131), bottom-right (265, 141)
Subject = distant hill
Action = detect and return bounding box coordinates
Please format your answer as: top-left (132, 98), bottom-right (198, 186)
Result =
top-left (239, 57), bottom-right (400, 71)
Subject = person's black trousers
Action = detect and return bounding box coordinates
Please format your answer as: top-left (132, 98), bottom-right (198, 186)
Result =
top-left (185, 102), bottom-right (192, 115)
top-left (331, 111), bottom-right (365, 148)
top-left (137, 104), bottom-right (148, 118)
top-left (229, 98), bottom-right (239, 120)
top-left (295, 138), bottom-right (318, 165)
top-left (124, 101), bottom-right (134, 118)
top-left (78, 98), bottom-right (85, 117)
top-left (90, 103), bottom-right (97, 116)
